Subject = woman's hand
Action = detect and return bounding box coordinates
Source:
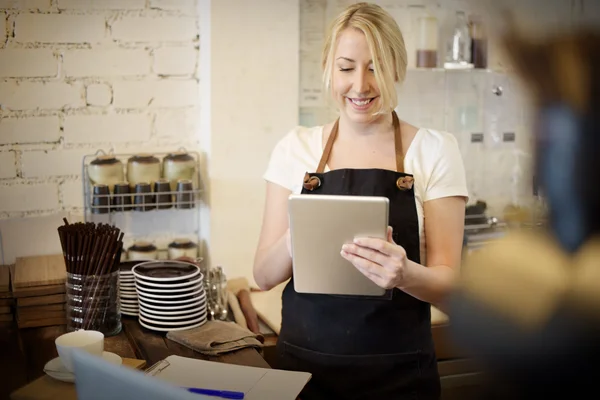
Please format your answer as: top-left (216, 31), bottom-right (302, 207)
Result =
top-left (340, 226), bottom-right (407, 289)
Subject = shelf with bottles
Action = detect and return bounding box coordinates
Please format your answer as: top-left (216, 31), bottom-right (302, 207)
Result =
top-left (407, 67), bottom-right (507, 74)
top-left (81, 148), bottom-right (204, 226)
top-left (414, 8), bottom-right (492, 72)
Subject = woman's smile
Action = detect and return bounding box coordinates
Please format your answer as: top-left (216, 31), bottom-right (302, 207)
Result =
top-left (346, 96), bottom-right (378, 111)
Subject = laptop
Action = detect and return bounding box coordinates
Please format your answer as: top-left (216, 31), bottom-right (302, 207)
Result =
top-left (71, 350), bottom-right (205, 400)
top-left (288, 194), bottom-right (389, 296)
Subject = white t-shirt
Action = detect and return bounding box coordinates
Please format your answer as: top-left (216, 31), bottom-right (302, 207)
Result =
top-left (263, 125), bottom-right (469, 265)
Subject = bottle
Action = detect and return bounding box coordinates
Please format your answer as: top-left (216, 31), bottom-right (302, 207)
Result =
top-left (416, 16), bottom-right (439, 68)
top-left (469, 14), bottom-right (488, 69)
top-left (444, 11), bottom-right (473, 69)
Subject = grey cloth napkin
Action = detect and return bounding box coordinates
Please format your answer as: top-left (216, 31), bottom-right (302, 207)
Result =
top-left (166, 320), bottom-right (264, 356)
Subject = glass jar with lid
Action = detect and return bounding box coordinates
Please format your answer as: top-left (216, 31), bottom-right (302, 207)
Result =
top-left (416, 15), bottom-right (439, 68)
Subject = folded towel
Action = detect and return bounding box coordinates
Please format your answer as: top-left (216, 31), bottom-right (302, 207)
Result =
top-left (166, 320), bottom-right (264, 356)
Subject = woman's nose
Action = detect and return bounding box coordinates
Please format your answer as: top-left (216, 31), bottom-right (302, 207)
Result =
top-left (353, 70), bottom-right (370, 93)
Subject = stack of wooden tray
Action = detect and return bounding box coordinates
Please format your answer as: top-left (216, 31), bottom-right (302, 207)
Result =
top-left (0, 264), bottom-right (13, 325)
top-left (11, 255), bottom-right (67, 328)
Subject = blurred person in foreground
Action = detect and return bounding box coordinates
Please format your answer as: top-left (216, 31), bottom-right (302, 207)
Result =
top-left (448, 17), bottom-right (600, 400)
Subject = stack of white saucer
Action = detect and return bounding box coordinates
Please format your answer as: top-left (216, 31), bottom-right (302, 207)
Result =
top-left (132, 260), bottom-right (207, 332)
top-left (118, 261), bottom-right (139, 316)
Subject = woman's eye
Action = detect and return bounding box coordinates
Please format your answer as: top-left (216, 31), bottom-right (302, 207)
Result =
top-left (338, 67), bottom-right (374, 72)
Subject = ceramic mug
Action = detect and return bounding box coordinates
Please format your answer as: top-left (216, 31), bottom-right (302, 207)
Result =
top-left (154, 179), bottom-right (172, 209)
top-left (92, 184), bottom-right (110, 214)
top-left (175, 179), bottom-right (194, 209)
top-left (55, 330), bottom-right (104, 372)
top-left (112, 182), bottom-right (132, 212)
top-left (133, 182), bottom-right (155, 212)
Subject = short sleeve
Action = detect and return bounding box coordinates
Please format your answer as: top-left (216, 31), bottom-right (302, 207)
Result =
top-left (425, 134), bottom-right (469, 202)
top-left (263, 131), bottom-right (296, 191)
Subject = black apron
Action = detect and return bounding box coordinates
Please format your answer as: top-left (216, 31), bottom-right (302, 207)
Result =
top-left (275, 111), bottom-right (441, 400)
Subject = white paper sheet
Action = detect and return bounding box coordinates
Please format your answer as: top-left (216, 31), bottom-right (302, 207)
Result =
top-left (147, 355), bottom-right (311, 400)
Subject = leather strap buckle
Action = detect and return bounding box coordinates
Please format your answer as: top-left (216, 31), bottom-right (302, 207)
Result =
top-left (303, 173), bottom-right (321, 191)
top-left (396, 176), bottom-right (414, 191)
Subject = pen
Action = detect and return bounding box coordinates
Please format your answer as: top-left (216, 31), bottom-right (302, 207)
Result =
top-left (185, 387), bottom-right (245, 399)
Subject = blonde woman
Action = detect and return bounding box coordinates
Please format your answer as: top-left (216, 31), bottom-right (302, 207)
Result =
top-left (254, 2), bottom-right (467, 398)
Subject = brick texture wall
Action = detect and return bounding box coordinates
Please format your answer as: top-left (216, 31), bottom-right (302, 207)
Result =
top-left (0, 0), bottom-right (199, 263)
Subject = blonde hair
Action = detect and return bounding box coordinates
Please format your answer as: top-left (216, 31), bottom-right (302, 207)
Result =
top-left (321, 2), bottom-right (408, 115)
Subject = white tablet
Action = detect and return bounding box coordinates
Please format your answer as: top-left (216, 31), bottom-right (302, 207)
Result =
top-left (288, 194), bottom-right (389, 296)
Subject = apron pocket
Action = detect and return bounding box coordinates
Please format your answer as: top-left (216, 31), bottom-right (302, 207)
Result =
top-left (280, 341), bottom-right (423, 400)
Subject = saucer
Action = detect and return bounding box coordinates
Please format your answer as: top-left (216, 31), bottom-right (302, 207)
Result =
top-left (132, 261), bottom-right (200, 282)
top-left (44, 351), bottom-right (123, 383)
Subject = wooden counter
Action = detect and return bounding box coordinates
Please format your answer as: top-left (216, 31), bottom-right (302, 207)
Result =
top-left (1, 316), bottom-right (269, 400)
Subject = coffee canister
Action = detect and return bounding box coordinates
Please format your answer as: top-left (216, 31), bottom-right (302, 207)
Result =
top-left (167, 239), bottom-right (199, 260)
top-left (88, 155), bottom-right (124, 192)
top-left (126, 154), bottom-right (161, 189)
top-left (162, 152), bottom-right (196, 192)
top-left (127, 241), bottom-right (158, 261)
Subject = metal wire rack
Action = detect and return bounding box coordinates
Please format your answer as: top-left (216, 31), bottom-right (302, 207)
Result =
top-left (80, 148), bottom-right (204, 259)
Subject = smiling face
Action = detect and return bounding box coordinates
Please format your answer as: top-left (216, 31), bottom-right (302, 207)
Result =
top-left (321, 3), bottom-right (409, 126)
top-left (332, 28), bottom-right (383, 124)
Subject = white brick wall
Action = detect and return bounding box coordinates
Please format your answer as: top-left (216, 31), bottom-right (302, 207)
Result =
top-left (20, 149), bottom-right (90, 178)
top-left (0, 0), bottom-right (200, 232)
top-left (154, 108), bottom-right (197, 138)
top-left (0, 81), bottom-right (84, 110)
top-left (14, 14), bottom-right (106, 43)
top-left (153, 47), bottom-right (197, 75)
top-left (59, 180), bottom-right (83, 209)
top-left (0, 151), bottom-right (16, 179)
top-left (150, 0), bottom-right (196, 13)
top-left (0, 49), bottom-right (58, 78)
top-left (86, 83), bottom-right (112, 106)
top-left (0, 116), bottom-right (61, 144)
top-left (112, 80), bottom-right (198, 108)
top-left (57, 0), bottom-right (145, 10)
top-left (111, 16), bottom-right (197, 42)
top-left (0, 0), bottom-right (50, 10)
top-left (62, 49), bottom-right (151, 77)
top-left (0, 183), bottom-right (59, 212)
top-left (0, 14), bottom-right (5, 43)
top-left (63, 114), bottom-right (152, 143)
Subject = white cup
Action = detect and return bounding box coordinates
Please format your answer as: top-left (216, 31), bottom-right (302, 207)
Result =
top-left (55, 330), bottom-right (104, 372)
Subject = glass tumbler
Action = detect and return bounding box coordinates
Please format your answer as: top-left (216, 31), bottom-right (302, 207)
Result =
top-left (65, 271), bottom-right (122, 336)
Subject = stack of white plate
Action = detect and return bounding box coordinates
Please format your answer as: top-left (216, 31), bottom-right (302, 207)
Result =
top-left (118, 261), bottom-right (140, 316)
top-left (131, 260), bottom-right (207, 332)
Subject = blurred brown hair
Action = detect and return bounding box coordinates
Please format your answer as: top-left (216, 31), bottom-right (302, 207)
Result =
top-left (502, 25), bottom-right (600, 115)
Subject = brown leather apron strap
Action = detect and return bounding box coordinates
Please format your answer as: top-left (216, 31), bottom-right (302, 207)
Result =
top-left (316, 118), bottom-right (339, 174)
top-left (392, 111), bottom-right (404, 174)
top-left (304, 111), bottom-right (412, 192)
top-left (315, 111), bottom-right (405, 174)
